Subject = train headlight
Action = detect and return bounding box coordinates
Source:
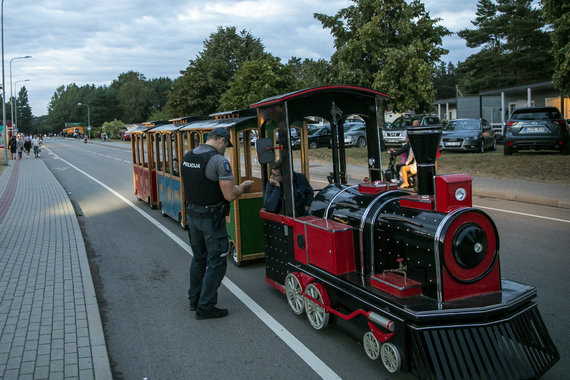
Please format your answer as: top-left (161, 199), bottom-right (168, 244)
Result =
top-left (453, 223), bottom-right (488, 269)
top-left (455, 188), bottom-right (466, 201)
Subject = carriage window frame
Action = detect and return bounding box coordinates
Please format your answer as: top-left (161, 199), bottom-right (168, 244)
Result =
top-left (171, 133), bottom-right (180, 177)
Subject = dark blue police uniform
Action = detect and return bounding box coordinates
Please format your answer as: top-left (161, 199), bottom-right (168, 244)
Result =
top-left (181, 144), bottom-right (232, 316)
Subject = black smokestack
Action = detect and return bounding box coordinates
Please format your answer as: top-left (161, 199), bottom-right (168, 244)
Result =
top-left (406, 126), bottom-right (442, 196)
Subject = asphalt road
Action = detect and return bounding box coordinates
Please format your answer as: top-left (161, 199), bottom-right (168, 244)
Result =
top-left (41, 137), bottom-right (568, 379)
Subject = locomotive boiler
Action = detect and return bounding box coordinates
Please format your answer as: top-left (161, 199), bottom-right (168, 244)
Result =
top-left (254, 86), bottom-right (559, 379)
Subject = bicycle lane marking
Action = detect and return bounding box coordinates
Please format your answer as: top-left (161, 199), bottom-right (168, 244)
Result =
top-left (46, 148), bottom-right (341, 380)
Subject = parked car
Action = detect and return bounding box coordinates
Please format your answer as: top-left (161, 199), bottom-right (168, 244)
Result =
top-left (343, 124), bottom-right (367, 148)
top-left (120, 132), bottom-right (131, 141)
top-left (304, 126), bottom-right (331, 149)
top-left (504, 107), bottom-right (569, 155)
top-left (384, 114), bottom-right (442, 147)
top-left (440, 118), bottom-right (496, 153)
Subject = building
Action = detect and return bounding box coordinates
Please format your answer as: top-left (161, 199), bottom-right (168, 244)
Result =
top-left (434, 81), bottom-right (569, 135)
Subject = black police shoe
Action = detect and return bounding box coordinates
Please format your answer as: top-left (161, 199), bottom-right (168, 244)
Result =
top-left (189, 303), bottom-right (197, 312)
top-left (196, 307), bottom-right (228, 320)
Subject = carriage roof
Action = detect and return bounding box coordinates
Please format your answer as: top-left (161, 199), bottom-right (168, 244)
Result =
top-left (149, 123), bottom-right (182, 133)
top-left (178, 115), bottom-right (257, 132)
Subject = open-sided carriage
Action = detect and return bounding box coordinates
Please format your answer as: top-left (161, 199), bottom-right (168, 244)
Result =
top-left (252, 86), bottom-right (559, 378)
top-left (178, 110), bottom-right (265, 265)
top-left (131, 121), bottom-right (168, 208)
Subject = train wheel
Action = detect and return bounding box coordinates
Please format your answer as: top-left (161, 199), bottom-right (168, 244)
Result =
top-left (285, 273), bottom-right (304, 315)
top-left (304, 283), bottom-right (329, 330)
top-left (380, 343), bottom-right (401, 373)
top-left (363, 332), bottom-right (380, 360)
top-left (229, 241), bottom-right (242, 267)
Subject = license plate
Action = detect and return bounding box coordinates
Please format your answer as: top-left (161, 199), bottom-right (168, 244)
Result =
top-left (386, 139), bottom-right (399, 143)
top-left (445, 142), bottom-right (461, 146)
top-left (524, 127), bottom-right (546, 133)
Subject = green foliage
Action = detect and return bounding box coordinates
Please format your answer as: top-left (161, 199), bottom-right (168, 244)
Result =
top-left (148, 109), bottom-right (173, 122)
top-left (287, 57), bottom-right (332, 88)
top-left (16, 87), bottom-right (33, 134)
top-left (166, 26), bottom-right (268, 116)
top-left (45, 71), bottom-right (172, 132)
top-left (111, 71), bottom-right (155, 123)
top-left (101, 119), bottom-right (124, 139)
top-left (458, 0), bottom-right (553, 94)
top-left (315, 0), bottom-right (449, 112)
top-left (220, 57), bottom-right (299, 110)
top-left (542, 0), bottom-right (570, 96)
top-left (433, 62), bottom-right (460, 99)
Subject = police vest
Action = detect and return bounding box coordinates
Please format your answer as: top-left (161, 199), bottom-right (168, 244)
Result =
top-left (181, 149), bottom-right (226, 206)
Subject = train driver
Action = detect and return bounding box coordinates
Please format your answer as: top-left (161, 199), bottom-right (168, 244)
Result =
top-left (263, 159), bottom-right (313, 217)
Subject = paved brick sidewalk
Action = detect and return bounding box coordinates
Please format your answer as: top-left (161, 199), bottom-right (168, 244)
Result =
top-left (0, 159), bottom-right (111, 379)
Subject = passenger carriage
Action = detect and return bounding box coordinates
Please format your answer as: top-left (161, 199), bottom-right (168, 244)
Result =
top-left (178, 110), bottom-right (266, 266)
top-left (252, 86), bottom-right (559, 379)
top-left (151, 117), bottom-right (204, 228)
top-left (130, 121), bottom-right (167, 208)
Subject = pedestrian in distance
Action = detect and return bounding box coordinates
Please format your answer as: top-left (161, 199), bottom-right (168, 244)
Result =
top-left (32, 135), bottom-right (40, 158)
top-left (181, 127), bottom-right (254, 320)
top-left (24, 135), bottom-right (32, 159)
top-left (9, 135), bottom-right (17, 160)
top-left (16, 136), bottom-right (24, 160)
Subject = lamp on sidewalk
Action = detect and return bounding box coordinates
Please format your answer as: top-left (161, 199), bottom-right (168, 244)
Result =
top-left (77, 102), bottom-right (91, 139)
top-left (14, 79), bottom-right (30, 133)
top-left (10, 56), bottom-right (31, 130)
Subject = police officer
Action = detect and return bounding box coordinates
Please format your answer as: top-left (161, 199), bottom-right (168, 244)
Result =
top-left (181, 127), bottom-right (253, 319)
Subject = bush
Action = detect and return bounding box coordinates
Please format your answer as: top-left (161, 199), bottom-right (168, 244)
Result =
top-left (102, 119), bottom-right (124, 139)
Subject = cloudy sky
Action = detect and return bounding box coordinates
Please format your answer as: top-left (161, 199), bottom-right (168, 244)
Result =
top-left (3, 0), bottom-right (481, 116)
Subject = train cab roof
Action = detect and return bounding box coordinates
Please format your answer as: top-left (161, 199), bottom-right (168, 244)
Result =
top-left (250, 85), bottom-right (389, 115)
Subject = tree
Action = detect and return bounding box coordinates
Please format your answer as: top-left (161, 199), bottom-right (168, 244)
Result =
top-left (542, 0), bottom-right (570, 96)
top-left (433, 62), bottom-right (460, 99)
top-left (111, 71), bottom-right (154, 123)
top-left (287, 57), bottom-right (332, 88)
top-left (16, 86), bottom-right (33, 134)
top-left (458, 0), bottom-right (553, 94)
top-left (149, 77), bottom-right (173, 114)
top-left (46, 84), bottom-right (96, 132)
top-left (166, 26), bottom-right (268, 116)
top-left (314, 0), bottom-right (450, 112)
top-left (101, 119), bottom-right (124, 139)
top-left (220, 57), bottom-right (299, 110)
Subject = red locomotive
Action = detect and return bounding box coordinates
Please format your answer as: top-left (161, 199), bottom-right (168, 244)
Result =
top-left (252, 86), bottom-right (559, 378)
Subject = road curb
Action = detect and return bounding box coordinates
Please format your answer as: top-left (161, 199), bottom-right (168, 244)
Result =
top-left (474, 189), bottom-right (570, 209)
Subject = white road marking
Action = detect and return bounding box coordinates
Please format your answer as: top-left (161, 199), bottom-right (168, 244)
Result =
top-left (475, 204), bottom-right (570, 224)
top-left (45, 147), bottom-right (341, 380)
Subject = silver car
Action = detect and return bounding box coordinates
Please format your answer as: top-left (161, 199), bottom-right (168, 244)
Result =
top-left (344, 124), bottom-right (367, 148)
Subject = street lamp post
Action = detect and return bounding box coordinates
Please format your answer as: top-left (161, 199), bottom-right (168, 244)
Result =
top-left (14, 79), bottom-right (29, 133)
top-left (77, 102), bottom-right (91, 139)
top-left (10, 56), bottom-right (31, 130)
top-left (2, 0), bottom-right (7, 164)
